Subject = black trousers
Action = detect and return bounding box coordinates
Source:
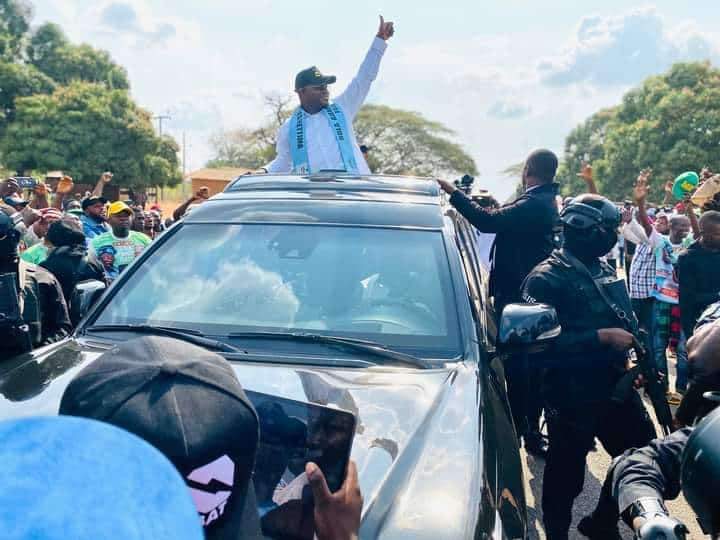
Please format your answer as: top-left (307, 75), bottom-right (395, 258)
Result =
top-left (542, 392), bottom-right (656, 540)
top-left (505, 352), bottom-right (543, 439)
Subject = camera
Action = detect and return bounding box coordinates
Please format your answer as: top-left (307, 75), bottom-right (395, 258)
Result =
top-left (454, 174), bottom-right (475, 195)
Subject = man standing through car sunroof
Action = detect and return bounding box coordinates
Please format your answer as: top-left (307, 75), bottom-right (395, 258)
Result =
top-left (265, 16), bottom-right (394, 175)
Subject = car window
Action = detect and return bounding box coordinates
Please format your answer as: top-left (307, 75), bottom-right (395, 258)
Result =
top-left (94, 224), bottom-right (462, 358)
top-left (457, 221), bottom-right (497, 347)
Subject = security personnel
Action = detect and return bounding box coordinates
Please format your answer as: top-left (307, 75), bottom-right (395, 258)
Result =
top-left (521, 194), bottom-right (656, 540)
top-left (579, 306), bottom-right (720, 539)
top-left (439, 149), bottom-right (561, 457)
top-left (608, 403), bottom-right (720, 540)
top-left (0, 212), bottom-right (71, 359)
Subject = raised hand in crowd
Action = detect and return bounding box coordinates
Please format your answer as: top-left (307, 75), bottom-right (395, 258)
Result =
top-left (621, 205), bottom-right (634, 225)
top-left (376, 15), bottom-right (395, 41)
top-left (90, 171), bottom-right (113, 198)
top-left (306, 460), bottom-right (362, 540)
top-left (576, 161), bottom-right (598, 194)
top-left (30, 181), bottom-right (50, 209)
top-left (633, 169), bottom-right (653, 237)
top-left (663, 180), bottom-right (674, 206)
top-left (172, 186), bottom-right (211, 221)
top-left (53, 175), bottom-right (74, 209)
top-left (684, 195), bottom-right (701, 238)
top-left (633, 169), bottom-right (651, 202)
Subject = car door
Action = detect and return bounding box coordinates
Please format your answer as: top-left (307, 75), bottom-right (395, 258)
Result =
top-left (454, 219), bottom-right (527, 538)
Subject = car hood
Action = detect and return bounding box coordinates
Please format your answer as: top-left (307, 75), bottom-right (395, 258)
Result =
top-left (0, 339), bottom-right (488, 539)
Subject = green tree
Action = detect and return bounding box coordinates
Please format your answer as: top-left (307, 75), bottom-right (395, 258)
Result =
top-left (1, 81), bottom-right (180, 186)
top-left (556, 107), bottom-right (616, 196)
top-left (354, 104), bottom-right (477, 177)
top-left (0, 0), bottom-right (31, 61)
top-left (560, 62), bottom-right (720, 202)
top-left (208, 97), bottom-right (477, 177)
top-left (28, 23), bottom-right (129, 89)
top-left (0, 60), bottom-right (55, 133)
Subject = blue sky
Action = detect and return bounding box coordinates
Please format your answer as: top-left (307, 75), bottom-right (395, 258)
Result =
top-left (31, 0), bottom-right (720, 198)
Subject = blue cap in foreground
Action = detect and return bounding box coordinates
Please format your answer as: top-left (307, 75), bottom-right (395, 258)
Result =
top-left (0, 416), bottom-right (203, 540)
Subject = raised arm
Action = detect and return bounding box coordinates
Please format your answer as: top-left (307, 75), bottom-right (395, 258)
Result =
top-left (334, 16), bottom-right (393, 119)
top-left (685, 198), bottom-right (700, 239)
top-left (662, 181), bottom-right (674, 207)
top-left (577, 162), bottom-right (598, 194)
top-left (633, 170), bottom-right (653, 239)
top-left (91, 172), bottom-right (113, 198)
top-left (438, 178), bottom-right (549, 234)
top-left (52, 175), bottom-right (74, 210)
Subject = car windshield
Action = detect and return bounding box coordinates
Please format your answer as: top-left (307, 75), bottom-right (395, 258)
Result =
top-left (93, 223), bottom-right (462, 359)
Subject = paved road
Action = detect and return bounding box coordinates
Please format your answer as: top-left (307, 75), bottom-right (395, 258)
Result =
top-left (522, 355), bottom-right (706, 539)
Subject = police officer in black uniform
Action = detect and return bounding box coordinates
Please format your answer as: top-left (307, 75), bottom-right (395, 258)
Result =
top-left (521, 194), bottom-right (656, 540)
top-left (605, 401), bottom-right (720, 540)
top-left (0, 213), bottom-right (71, 359)
top-left (579, 304), bottom-right (720, 539)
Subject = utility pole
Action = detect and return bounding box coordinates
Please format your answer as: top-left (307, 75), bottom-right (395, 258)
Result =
top-left (153, 114), bottom-right (171, 136)
top-left (182, 132), bottom-right (187, 178)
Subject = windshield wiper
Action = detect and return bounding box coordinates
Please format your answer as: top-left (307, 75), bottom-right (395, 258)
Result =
top-left (84, 324), bottom-right (244, 354)
top-left (226, 331), bottom-right (429, 369)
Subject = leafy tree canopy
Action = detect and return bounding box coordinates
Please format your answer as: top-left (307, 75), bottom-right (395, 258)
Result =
top-left (28, 23), bottom-right (129, 89)
top-left (0, 1), bottom-right (175, 187)
top-left (1, 82), bottom-right (181, 186)
top-left (0, 0), bottom-right (31, 61)
top-left (558, 62), bottom-right (720, 202)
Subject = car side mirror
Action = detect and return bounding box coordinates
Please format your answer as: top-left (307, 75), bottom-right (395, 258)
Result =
top-left (498, 303), bottom-right (561, 352)
top-left (75, 279), bottom-right (106, 320)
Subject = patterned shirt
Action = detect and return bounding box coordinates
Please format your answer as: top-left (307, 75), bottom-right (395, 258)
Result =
top-left (624, 220), bottom-right (657, 299)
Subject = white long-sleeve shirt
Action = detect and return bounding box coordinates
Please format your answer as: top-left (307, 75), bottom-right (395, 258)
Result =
top-left (267, 37), bottom-right (387, 174)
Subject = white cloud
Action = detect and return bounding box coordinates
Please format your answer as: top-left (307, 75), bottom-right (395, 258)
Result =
top-left (538, 7), bottom-right (720, 86)
top-left (486, 100), bottom-right (532, 119)
top-left (96, 1), bottom-right (176, 47)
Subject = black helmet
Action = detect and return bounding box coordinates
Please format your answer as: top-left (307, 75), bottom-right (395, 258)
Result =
top-left (560, 194), bottom-right (621, 231)
top-left (681, 406), bottom-right (720, 535)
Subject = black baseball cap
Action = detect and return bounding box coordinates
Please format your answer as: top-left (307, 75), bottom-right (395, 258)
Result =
top-left (59, 336), bottom-right (262, 540)
top-left (295, 66), bottom-right (337, 90)
top-left (81, 195), bottom-right (107, 210)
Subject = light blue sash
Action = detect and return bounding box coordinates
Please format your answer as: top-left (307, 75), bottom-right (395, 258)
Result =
top-left (289, 103), bottom-right (358, 174)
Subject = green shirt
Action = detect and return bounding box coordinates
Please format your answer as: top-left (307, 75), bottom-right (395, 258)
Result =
top-left (20, 243), bottom-right (49, 265)
top-left (91, 230), bottom-right (151, 280)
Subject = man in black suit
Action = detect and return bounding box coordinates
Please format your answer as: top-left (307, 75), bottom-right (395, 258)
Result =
top-left (438, 149), bottom-right (561, 456)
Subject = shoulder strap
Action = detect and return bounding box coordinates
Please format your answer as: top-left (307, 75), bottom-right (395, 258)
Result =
top-left (557, 249), bottom-right (639, 334)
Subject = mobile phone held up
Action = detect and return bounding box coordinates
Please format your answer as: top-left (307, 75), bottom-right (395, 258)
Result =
top-left (245, 390), bottom-right (357, 540)
top-left (14, 177), bottom-right (37, 189)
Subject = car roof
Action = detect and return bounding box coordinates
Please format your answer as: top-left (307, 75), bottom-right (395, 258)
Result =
top-left (185, 173), bottom-right (447, 229)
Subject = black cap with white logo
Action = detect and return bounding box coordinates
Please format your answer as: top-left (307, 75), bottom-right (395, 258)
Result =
top-left (59, 336), bottom-right (261, 539)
